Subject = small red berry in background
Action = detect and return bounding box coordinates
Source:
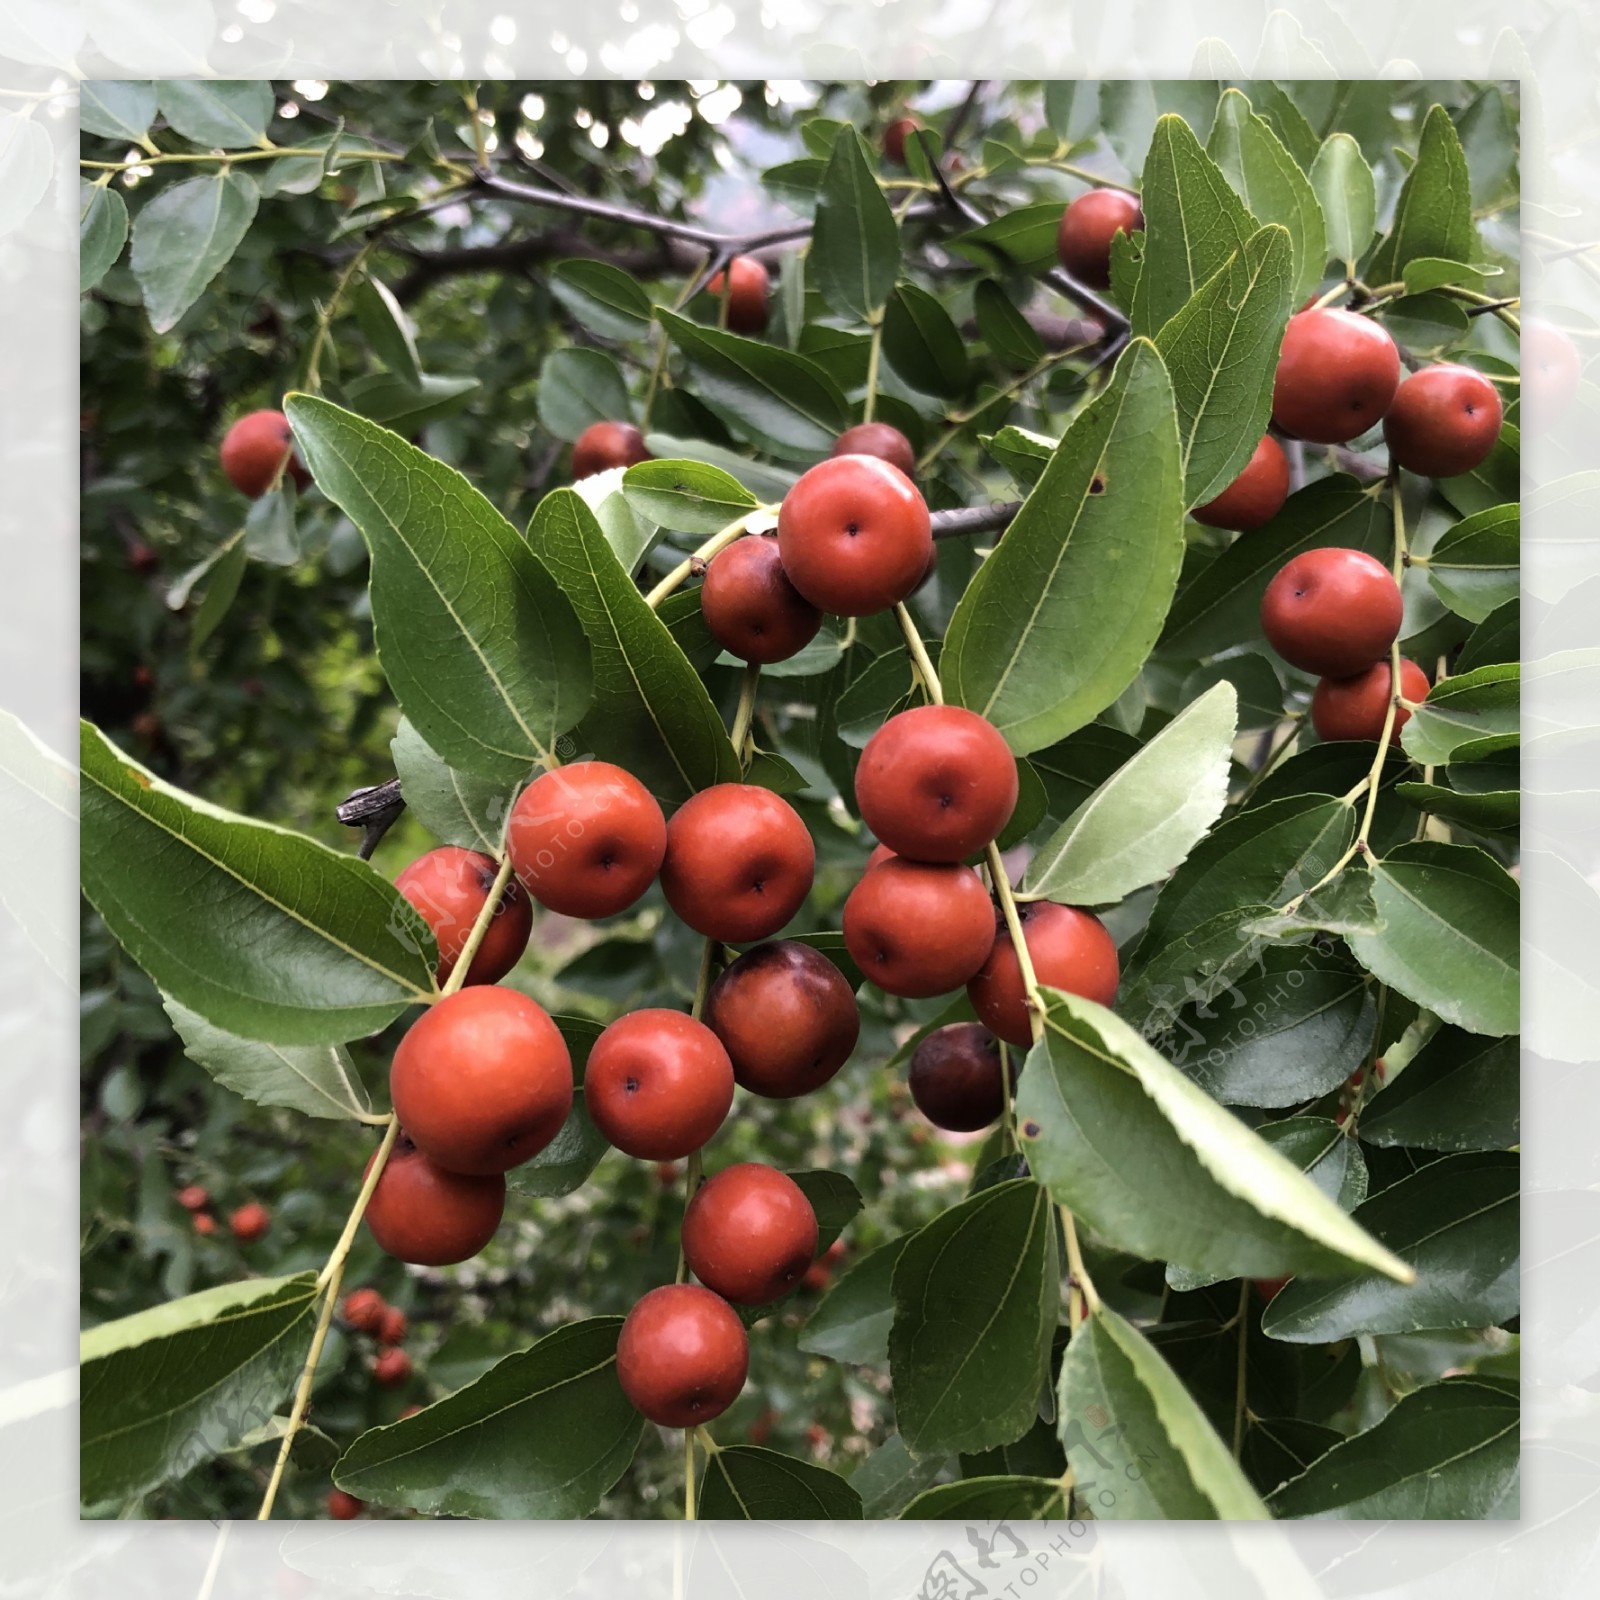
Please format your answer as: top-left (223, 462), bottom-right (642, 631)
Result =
top-left (883, 115), bottom-right (922, 166)
top-left (192, 1213), bottom-right (217, 1236)
top-left (377, 1305), bottom-right (409, 1348)
top-left (341, 1287), bottom-right (386, 1333)
top-left (220, 409), bottom-right (310, 498)
top-left (707, 255), bottom-right (770, 335)
top-left (175, 1184), bottom-right (209, 1212)
top-left (229, 1202), bottom-right (271, 1242)
top-left (1056, 189), bottom-right (1143, 289)
top-left (571, 421), bottom-right (651, 479)
top-left (373, 1348), bottom-right (412, 1388)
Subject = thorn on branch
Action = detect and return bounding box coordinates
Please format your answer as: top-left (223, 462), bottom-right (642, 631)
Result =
top-left (337, 779), bottom-right (406, 860)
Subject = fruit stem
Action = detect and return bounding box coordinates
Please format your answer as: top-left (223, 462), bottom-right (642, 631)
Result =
top-left (259, 1113), bottom-right (402, 1519)
top-left (893, 603), bottom-right (945, 705)
top-left (728, 662), bottom-right (762, 766)
top-left (644, 513), bottom-right (759, 610)
top-left (1310, 278), bottom-right (1354, 310)
top-left (863, 318), bottom-right (883, 425)
top-left (1060, 1204), bottom-right (1101, 1325)
top-left (439, 853), bottom-right (519, 999)
top-left (684, 1425), bottom-right (698, 1521)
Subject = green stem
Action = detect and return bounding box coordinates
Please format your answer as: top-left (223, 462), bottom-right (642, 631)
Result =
top-left (862, 318), bottom-right (884, 425)
top-left (81, 145), bottom-right (404, 173)
top-left (300, 237), bottom-right (378, 397)
top-left (1231, 1277), bottom-right (1250, 1458)
top-left (643, 513), bottom-right (762, 610)
top-left (893, 602), bottom-right (944, 705)
top-left (729, 662), bottom-right (762, 766)
top-left (684, 1426), bottom-right (698, 1520)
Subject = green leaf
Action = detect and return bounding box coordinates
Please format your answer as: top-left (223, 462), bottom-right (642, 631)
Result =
top-left (155, 80), bottom-right (274, 149)
top-left (1131, 114), bottom-right (1259, 338)
top-left (81, 1273), bottom-right (319, 1507)
top-left (1360, 1026), bottom-right (1518, 1152)
top-left (799, 1235), bottom-right (909, 1364)
top-left (80, 721), bottom-right (436, 1045)
top-left (80, 182), bottom-right (128, 292)
top-left (849, 1434), bottom-right (950, 1517)
top-left (529, 487), bottom-right (740, 805)
top-left (942, 339), bottom-right (1184, 756)
top-left (1207, 90), bottom-right (1327, 306)
top-left (1018, 989), bottom-right (1410, 1282)
top-left (1438, 422), bottom-right (1519, 519)
top-left (341, 371), bottom-right (481, 432)
top-left (949, 200), bottom-right (1066, 277)
top-left (163, 997), bottom-right (373, 1121)
top-left (1263, 1152), bottom-right (1518, 1342)
top-left (352, 276), bottom-right (421, 388)
top-left (698, 1446), bottom-right (864, 1520)
top-left (1242, 1417), bottom-right (1344, 1497)
top-left (1401, 257), bottom-right (1494, 295)
top-left (79, 80), bottom-right (157, 142)
top-left (509, 1016), bottom-right (612, 1199)
top-left (1155, 225), bottom-right (1295, 508)
top-left (130, 170), bottom-right (260, 333)
top-left (1426, 504), bottom-right (1518, 623)
top-left (187, 535), bottom-right (248, 652)
top-left (1268, 1377), bottom-right (1518, 1518)
top-left (242, 483), bottom-right (297, 565)
top-left (1395, 777), bottom-right (1517, 834)
top-left (1456, 599), bottom-right (1518, 674)
top-left (889, 1180), bottom-right (1057, 1458)
top-left (899, 1476), bottom-right (1066, 1519)
top-left (1367, 103), bottom-right (1477, 283)
top-left (1100, 79), bottom-right (1221, 176)
top-left (1401, 663), bottom-right (1518, 766)
top-left (286, 394), bottom-right (592, 782)
top-left (1173, 945), bottom-right (1377, 1108)
top-left (974, 279), bottom-right (1047, 367)
top-left (811, 126), bottom-right (900, 322)
top-left (334, 1319), bottom-right (643, 1518)
top-left (1160, 475), bottom-right (1388, 660)
top-left (389, 716), bottom-right (517, 854)
top-left (1024, 680), bottom-right (1236, 904)
top-left (881, 283), bottom-right (969, 398)
top-left (790, 1168), bottom-right (863, 1252)
top-left (657, 309), bottom-right (850, 459)
top-left (835, 651), bottom-right (915, 748)
top-left (1455, 88), bottom-right (1520, 212)
top-left (1181, 652), bottom-right (1285, 733)
top-left (536, 347), bottom-right (634, 443)
top-left (982, 423), bottom-right (1056, 488)
top-left (621, 459), bottom-right (759, 537)
top-left (572, 469), bottom-right (659, 575)
top-left (549, 259), bottom-right (655, 341)
top-left (1248, 82), bottom-right (1322, 171)
top-left (1348, 842), bottom-right (1519, 1036)
top-left (1309, 133), bottom-right (1377, 268)
top-left (1058, 1303), bottom-right (1268, 1519)
top-left (1241, 860), bottom-right (1384, 941)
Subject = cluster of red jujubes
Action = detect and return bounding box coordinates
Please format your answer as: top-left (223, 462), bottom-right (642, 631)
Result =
top-left (175, 1181), bottom-right (273, 1244)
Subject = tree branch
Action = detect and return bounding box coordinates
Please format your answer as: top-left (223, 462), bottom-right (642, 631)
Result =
top-left (930, 501), bottom-right (1022, 541)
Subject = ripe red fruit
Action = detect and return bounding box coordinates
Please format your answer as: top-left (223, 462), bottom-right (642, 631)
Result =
top-left (832, 422), bottom-right (917, 479)
top-left (1056, 189), bottom-right (1143, 289)
top-left (175, 1184), bottom-right (209, 1212)
top-left (703, 940), bottom-right (860, 1098)
top-left (1382, 364), bottom-right (1504, 478)
top-left (341, 1287), bottom-right (386, 1332)
top-left (909, 1022), bottom-right (1012, 1131)
top-left (373, 1348), bottom-right (412, 1388)
top-left (776, 455), bottom-right (933, 616)
top-left (615, 1283), bottom-right (749, 1427)
top-left (508, 761), bottom-right (667, 919)
top-left (390, 988), bottom-right (573, 1176)
top-left (1523, 317), bottom-right (1582, 421)
top-left (1311, 657), bottom-right (1429, 745)
top-left (708, 255), bottom-right (770, 335)
top-left (866, 842), bottom-right (896, 870)
top-left (800, 1260), bottom-right (833, 1292)
top-left (394, 846), bottom-right (532, 987)
top-left (377, 1305), bottom-right (409, 1347)
top-left (682, 1163), bottom-right (819, 1304)
top-left (1271, 308), bottom-right (1401, 443)
top-left (700, 534), bottom-right (823, 665)
top-left (571, 421), bottom-right (651, 480)
top-left (1260, 548), bottom-right (1403, 678)
top-left (855, 704), bottom-right (1018, 863)
top-left (327, 1488), bottom-right (363, 1520)
top-left (220, 410), bottom-right (310, 498)
top-left (843, 857), bottom-right (995, 998)
top-left (365, 1139), bottom-right (504, 1262)
top-left (584, 1009), bottom-right (735, 1159)
top-left (1191, 436), bottom-right (1291, 532)
top-left (968, 902), bottom-right (1120, 1048)
top-left (192, 1212), bottom-right (217, 1236)
top-left (229, 1202), bottom-right (271, 1242)
top-left (659, 783), bottom-right (815, 943)
top-left (883, 115), bottom-right (922, 166)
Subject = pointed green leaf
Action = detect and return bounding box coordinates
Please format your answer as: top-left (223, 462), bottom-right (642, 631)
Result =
top-left (130, 170), bottom-right (259, 333)
top-left (620, 458), bottom-right (759, 537)
top-left (1268, 1377), bottom-right (1518, 1518)
top-left (549, 258), bottom-right (655, 341)
top-left (334, 1319), bottom-right (643, 1518)
top-left (789, 1168), bottom-right (862, 1253)
top-left (812, 125), bottom-right (900, 321)
top-left (1263, 1153), bottom-right (1518, 1342)
top-left (529, 487), bottom-right (739, 804)
top-left (81, 1273), bottom-right (319, 1507)
top-left (1024, 680), bottom-right (1236, 904)
top-left (342, 371), bottom-right (480, 431)
top-left (352, 275), bottom-right (421, 388)
top-left (1348, 842), bottom-right (1519, 1036)
top-left (286, 394), bottom-right (592, 782)
top-left (942, 339), bottom-right (1184, 755)
top-left (1131, 114), bottom-right (1259, 337)
top-left (850, 1434), bottom-right (951, 1517)
top-left (881, 283), bottom-right (969, 398)
top-left (1400, 663), bottom-right (1518, 766)
top-left (1426, 504), bottom-right (1518, 623)
top-left (1059, 1303), bottom-right (1268, 1519)
top-left (799, 1235), bottom-right (910, 1364)
top-left (163, 997), bottom-right (374, 1121)
top-left (1018, 988), bottom-right (1411, 1282)
top-left (974, 279), bottom-right (1047, 367)
top-left (80, 721), bottom-right (436, 1045)
top-left (79, 80), bottom-right (157, 143)
top-left (1309, 133), bottom-right (1377, 268)
top-left (949, 200), bottom-right (1068, 277)
top-left (79, 181), bottom-right (128, 292)
top-left (699, 1446), bottom-right (864, 1519)
top-left (1360, 1026), bottom-right (1518, 1152)
top-left (889, 1180), bottom-right (1057, 1458)
top-left (536, 347), bottom-right (633, 442)
top-left (389, 717), bottom-right (517, 854)
top-left (155, 80), bottom-right (274, 149)
top-left (1207, 90), bottom-right (1327, 306)
top-left (1367, 103), bottom-right (1477, 283)
top-left (1155, 224), bottom-right (1295, 507)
